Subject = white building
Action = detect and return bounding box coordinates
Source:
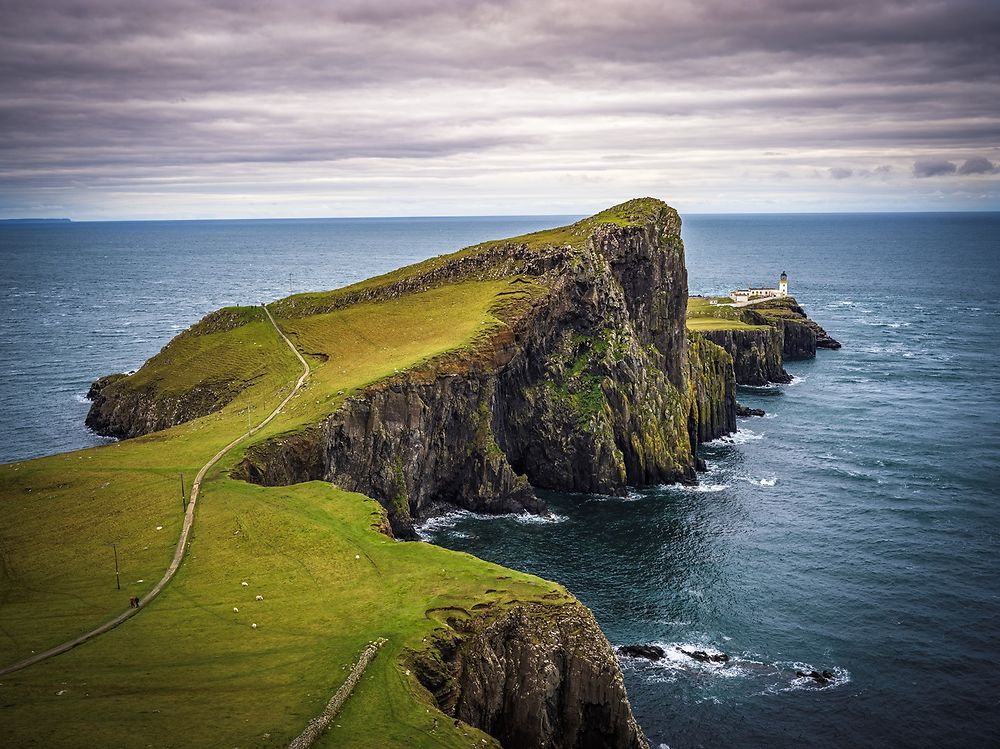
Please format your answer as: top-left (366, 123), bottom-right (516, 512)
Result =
top-left (730, 272), bottom-right (788, 304)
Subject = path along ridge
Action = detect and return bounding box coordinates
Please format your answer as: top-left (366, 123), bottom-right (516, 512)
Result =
top-left (0, 303), bottom-right (309, 677)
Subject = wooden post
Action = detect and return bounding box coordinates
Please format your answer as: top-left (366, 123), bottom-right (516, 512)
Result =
top-left (111, 543), bottom-right (120, 591)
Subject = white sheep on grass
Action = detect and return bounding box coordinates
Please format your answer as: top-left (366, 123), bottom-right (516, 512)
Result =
top-left (255, 594), bottom-right (264, 601)
top-left (233, 607), bottom-right (239, 613)
top-left (251, 623), bottom-right (258, 629)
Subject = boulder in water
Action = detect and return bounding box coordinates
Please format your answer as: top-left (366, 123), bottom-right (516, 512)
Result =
top-left (681, 649), bottom-right (729, 663)
top-left (617, 644), bottom-right (665, 661)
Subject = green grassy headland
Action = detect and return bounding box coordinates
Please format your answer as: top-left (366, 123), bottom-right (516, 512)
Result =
top-left (0, 200), bottom-right (664, 747)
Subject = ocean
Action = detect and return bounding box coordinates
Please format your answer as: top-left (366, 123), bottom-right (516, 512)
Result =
top-left (2, 212), bottom-right (999, 747)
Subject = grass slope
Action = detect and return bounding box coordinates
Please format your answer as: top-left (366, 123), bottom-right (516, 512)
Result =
top-left (0, 200), bottom-right (668, 746)
top-left (0, 279), bottom-right (556, 747)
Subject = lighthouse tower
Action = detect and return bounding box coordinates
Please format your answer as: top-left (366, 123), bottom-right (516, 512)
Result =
top-left (779, 271), bottom-right (788, 297)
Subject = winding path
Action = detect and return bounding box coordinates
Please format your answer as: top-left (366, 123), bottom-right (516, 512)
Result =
top-left (0, 304), bottom-right (309, 677)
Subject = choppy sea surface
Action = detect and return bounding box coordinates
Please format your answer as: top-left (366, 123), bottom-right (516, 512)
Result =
top-left (3, 213), bottom-right (999, 747)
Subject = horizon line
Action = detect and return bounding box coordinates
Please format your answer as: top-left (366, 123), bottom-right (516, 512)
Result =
top-left (3, 208), bottom-right (1000, 223)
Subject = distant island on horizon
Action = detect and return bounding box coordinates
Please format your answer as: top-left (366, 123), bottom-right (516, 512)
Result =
top-left (1, 217), bottom-right (72, 224)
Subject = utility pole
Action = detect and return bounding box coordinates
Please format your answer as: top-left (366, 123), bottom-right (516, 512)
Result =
top-left (110, 543), bottom-right (120, 591)
top-left (180, 472), bottom-right (186, 513)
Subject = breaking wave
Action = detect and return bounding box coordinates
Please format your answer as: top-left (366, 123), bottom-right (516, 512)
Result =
top-left (415, 508), bottom-right (567, 540)
top-left (706, 428), bottom-right (765, 446)
top-left (617, 640), bottom-right (850, 694)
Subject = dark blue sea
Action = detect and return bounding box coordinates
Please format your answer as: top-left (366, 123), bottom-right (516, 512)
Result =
top-left (2, 213), bottom-right (999, 748)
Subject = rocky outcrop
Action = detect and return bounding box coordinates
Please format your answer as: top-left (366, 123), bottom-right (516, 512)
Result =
top-left (85, 372), bottom-right (236, 439)
top-left (236, 201), bottom-right (736, 535)
top-left (85, 306), bottom-right (266, 438)
top-left (736, 402), bottom-right (765, 418)
top-left (408, 600), bottom-right (647, 749)
top-left (686, 333), bottom-right (737, 444)
top-left (697, 326), bottom-right (791, 386)
top-left (86, 200), bottom-right (739, 535)
top-left (617, 645), bottom-right (665, 661)
top-left (751, 297), bottom-right (841, 359)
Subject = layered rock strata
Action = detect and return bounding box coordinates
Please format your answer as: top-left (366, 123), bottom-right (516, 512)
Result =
top-left (235, 202), bottom-right (736, 535)
top-left (750, 297), bottom-right (842, 359)
top-left (408, 600), bottom-right (647, 749)
top-left (86, 200), bottom-right (739, 536)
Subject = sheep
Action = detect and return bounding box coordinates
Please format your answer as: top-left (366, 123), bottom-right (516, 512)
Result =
top-left (233, 607), bottom-right (239, 613)
top-left (241, 581), bottom-right (249, 587)
top-left (255, 594), bottom-right (264, 601)
top-left (251, 623), bottom-right (257, 629)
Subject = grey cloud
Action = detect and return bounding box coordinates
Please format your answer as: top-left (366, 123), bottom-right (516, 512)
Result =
top-left (1, 0), bottom-right (999, 216)
top-left (958, 156), bottom-right (998, 174)
top-left (913, 159), bottom-right (957, 177)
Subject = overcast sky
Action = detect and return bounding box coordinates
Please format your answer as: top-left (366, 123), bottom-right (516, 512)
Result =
top-left (1, 0), bottom-right (998, 219)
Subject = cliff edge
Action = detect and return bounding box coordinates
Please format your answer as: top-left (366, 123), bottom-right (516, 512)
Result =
top-left (88, 199), bottom-right (737, 537)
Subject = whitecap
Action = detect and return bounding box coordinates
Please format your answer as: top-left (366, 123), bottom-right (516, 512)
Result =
top-left (415, 508), bottom-right (566, 540)
top-left (618, 641), bottom-right (851, 694)
top-left (619, 641), bottom-right (757, 681)
top-left (765, 663), bottom-right (852, 694)
top-left (741, 476), bottom-right (777, 487)
top-left (656, 481), bottom-right (728, 493)
top-left (706, 428), bottom-right (764, 446)
top-left (73, 393), bottom-right (90, 404)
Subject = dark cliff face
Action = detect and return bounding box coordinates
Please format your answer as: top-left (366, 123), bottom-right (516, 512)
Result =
top-left (697, 326), bottom-right (791, 386)
top-left (85, 306), bottom-right (268, 438)
top-left (687, 333), bottom-right (738, 443)
top-left (751, 297), bottom-right (842, 359)
top-left (236, 203), bottom-right (736, 536)
top-left (408, 600), bottom-right (648, 749)
top-left (85, 372), bottom-right (236, 439)
top-left (83, 200), bottom-right (738, 535)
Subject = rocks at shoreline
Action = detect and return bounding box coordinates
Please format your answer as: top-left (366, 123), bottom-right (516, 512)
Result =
top-left (680, 649), bottom-right (729, 663)
top-left (618, 645), bottom-right (666, 661)
top-left (736, 402), bottom-right (765, 417)
top-left (796, 669), bottom-right (835, 685)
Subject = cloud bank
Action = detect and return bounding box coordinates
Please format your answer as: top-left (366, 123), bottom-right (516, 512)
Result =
top-left (1, 0), bottom-right (998, 217)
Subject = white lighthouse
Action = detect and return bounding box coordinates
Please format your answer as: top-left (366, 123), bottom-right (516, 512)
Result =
top-left (730, 271), bottom-right (790, 305)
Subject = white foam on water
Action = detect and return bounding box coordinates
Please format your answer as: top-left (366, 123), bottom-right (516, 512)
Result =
top-left (764, 663), bottom-right (852, 694)
top-left (742, 476), bottom-right (777, 487)
top-left (738, 382), bottom-right (781, 390)
top-left (73, 393), bottom-right (90, 404)
top-left (659, 482), bottom-right (729, 493)
top-left (619, 642), bottom-right (762, 682)
top-left (618, 641), bottom-right (851, 695)
top-left (415, 509), bottom-right (567, 540)
top-left (707, 428), bottom-right (764, 446)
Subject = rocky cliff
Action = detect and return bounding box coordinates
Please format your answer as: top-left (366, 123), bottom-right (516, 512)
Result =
top-left (84, 200), bottom-right (737, 537)
top-left (686, 296), bottom-right (840, 386)
top-left (751, 297), bottom-right (842, 359)
top-left (408, 599), bottom-right (647, 749)
top-left (234, 200), bottom-right (736, 536)
top-left (85, 306), bottom-right (271, 438)
top-left (687, 332), bottom-right (738, 443)
top-left (697, 325), bottom-right (790, 386)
